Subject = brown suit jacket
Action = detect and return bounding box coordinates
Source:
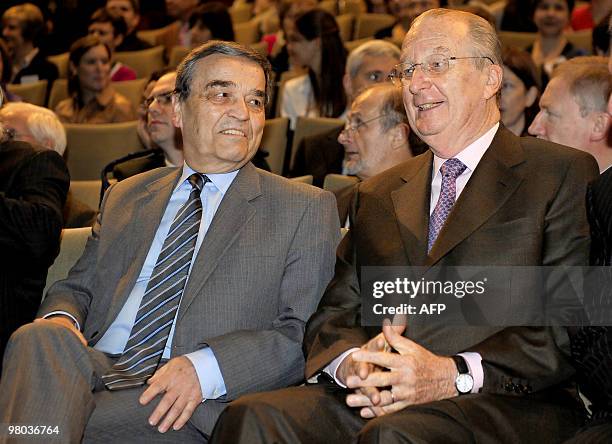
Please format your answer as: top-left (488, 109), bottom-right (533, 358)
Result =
top-left (305, 126), bottom-right (598, 398)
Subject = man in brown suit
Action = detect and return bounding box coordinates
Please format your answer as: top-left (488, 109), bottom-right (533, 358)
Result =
top-left (210, 9), bottom-right (599, 443)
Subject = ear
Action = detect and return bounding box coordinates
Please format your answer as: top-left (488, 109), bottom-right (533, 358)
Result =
top-left (343, 73), bottom-right (352, 102)
top-left (590, 112), bottom-right (610, 142)
top-left (483, 64), bottom-right (503, 101)
top-left (114, 34), bottom-right (124, 48)
top-left (388, 122), bottom-right (409, 150)
top-left (525, 86), bottom-right (538, 108)
top-left (171, 94), bottom-right (182, 128)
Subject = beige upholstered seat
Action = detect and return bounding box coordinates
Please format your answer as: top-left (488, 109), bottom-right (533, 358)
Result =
top-left (64, 121), bottom-right (144, 180)
top-left (497, 31), bottom-right (536, 50)
top-left (114, 46), bottom-right (165, 79)
top-left (340, 0), bottom-right (366, 16)
top-left (136, 28), bottom-right (168, 47)
top-left (230, 2), bottom-right (253, 24)
top-left (353, 13), bottom-right (395, 40)
top-left (6, 80), bottom-right (48, 106)
top-left (234, 20), bottom-right (260, 44)
top-left (47, 52), bottom-right (69, 78)
top-left (49, 78), bottom-right (147, 111)
top-left (169, 45), bottom-right (191, 68)
top-left (260, 117), bottom-right (289, 175)
top-left (43, 227), bottom-right (91, 297)
top-left (290, 175), bottom-right (314, 185)
top-left (69, 180), bottom-right (104, 210)
top-left (336, 14), bottom-right (354, 42)
top-left (323, 173), bottom-right (359, 193)
top-left (291, 117), bottom-right (344, 171)
top-left (345, 37), bottom-right (374, 52)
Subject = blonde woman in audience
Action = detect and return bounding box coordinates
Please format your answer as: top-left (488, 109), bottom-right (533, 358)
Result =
top-left (281, 9), bottom-right (347, 128)
top-left (55, 35), bottom-right (135, 124)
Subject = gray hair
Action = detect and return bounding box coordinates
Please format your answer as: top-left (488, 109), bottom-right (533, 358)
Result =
top-left (175, 40), bottom-right (273, 105)
top-left (347, 40), bottom-right (401, 79)
top-left (410, 8), bottom-right (502, 68)
top-left (374, 84), bottom-right (408, 132)
top-left (0, 102), bottom-right (67, 155)
top-left (552, 56), bottom-right (611, 117)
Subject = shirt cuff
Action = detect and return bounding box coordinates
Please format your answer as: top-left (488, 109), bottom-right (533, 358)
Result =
top-left (185, 347), bottom-right (227, 400)
top-left (322, 348), bottom-right (360, 388)
top-left (43, 311), bottom-right (81, 331)
top-left (458, 352), bottom-right (483, 393)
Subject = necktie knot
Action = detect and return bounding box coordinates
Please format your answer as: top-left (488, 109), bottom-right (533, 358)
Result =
top-left (440, 158), bottom-right (467, 180)
top-left (188, 173), bottom-right (209, 192)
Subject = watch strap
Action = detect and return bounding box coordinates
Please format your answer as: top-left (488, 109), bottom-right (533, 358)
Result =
top-left (452, 355), bottom-right (469, 374)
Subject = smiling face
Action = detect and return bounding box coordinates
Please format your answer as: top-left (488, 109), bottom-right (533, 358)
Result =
top-left (400, 15), bottom-right (501, 156)
top-left (533, 0), bottom-right (570, 38)
top-left (173, 54), bottom-right (266, 173)
top-left (1, 17), bottom-right (25, 53)
top-left (75, 44), bottom-right (111, 94)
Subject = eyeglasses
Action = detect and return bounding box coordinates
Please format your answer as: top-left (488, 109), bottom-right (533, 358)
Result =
top-left (143, 91), bottom-right (174, 108)
top-left (388, 54), bottom-right (495, 85)
top-left (341, 114), bottom-right (387, 136)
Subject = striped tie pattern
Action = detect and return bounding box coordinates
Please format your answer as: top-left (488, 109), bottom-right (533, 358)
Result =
top-left (427, 158), bottom-right (467, 253)
top-left (102, 173), bottom-right (207, 390)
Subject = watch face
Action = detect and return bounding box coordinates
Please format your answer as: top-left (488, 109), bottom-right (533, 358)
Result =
top-left (456, 373), bottom-right (474, 394)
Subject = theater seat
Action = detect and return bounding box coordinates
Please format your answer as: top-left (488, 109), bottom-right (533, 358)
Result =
top-left (43, 227), bottom-right (90, 298)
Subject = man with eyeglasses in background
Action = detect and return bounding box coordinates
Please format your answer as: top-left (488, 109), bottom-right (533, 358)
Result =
top-left (210, 9), bottom-right (598, 443)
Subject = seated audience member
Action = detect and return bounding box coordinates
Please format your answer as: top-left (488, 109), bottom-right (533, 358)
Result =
top-left (136, 67), bottom-right (176, 150)
top-left (188, 2), bottom-right (234, 48)
top-left (529, 56), bottom-right (612, 172)
top-left (282, 9), bottom-right (347, 129)
top-left (0, 89), bottom-right (69, 374)
top-left (565, 38), bottom-right (612, 444)
top-left (571, 0), bottom-right (611, 30)
top-left (110, 71), bottom-right (183, 181)
top-left (365, 0), bottom-right (390, 14)
top-left (1, 3), bottom-right (58, 86)
top-left (501, 47), bottom-right (541, 136)
top-left (0, 41), bottom-right (339, 443)
top-left (252, 0), bottom-right (281, 38)
top-left (89, 8), bottom-right (137, 82)
top-left (106, 0), bottom-right (152, 51)
top-left (156, 0), bottom-right (201, 54)
top-left (0, 102), bottom-right (97, 228)
top-left (0, 39), bottom-right (18, 102)
top-left (290, 39), bottom-right (401, 186)
top-left (336, 83), bottom-right (427, 224)
top-left (592, 14), bottom-right (611, 55)
top-left (55, 36), bottom-right (136, 124)
top-left (527, 0), bottom-right (587, 85)
top-left (210, 9), bottom-right (598, 444)
top-left (375, 0), bottom-right (440, 43)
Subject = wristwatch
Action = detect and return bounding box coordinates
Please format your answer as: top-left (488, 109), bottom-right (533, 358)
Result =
top-left (452, 355), bottom-right (474, 395)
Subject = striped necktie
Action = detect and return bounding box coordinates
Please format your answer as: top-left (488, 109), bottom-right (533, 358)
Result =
top-left (102, 173), bottom-right (207, 390)
top-left (427, 158), bottom-right (466, 253)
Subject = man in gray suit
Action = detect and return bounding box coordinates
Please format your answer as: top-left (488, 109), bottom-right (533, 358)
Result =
top-left (0, 41), bottom-right (339, 443)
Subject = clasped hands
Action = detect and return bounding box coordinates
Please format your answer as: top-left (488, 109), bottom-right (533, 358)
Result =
top-left (337, 319), bottom-right (457, 419)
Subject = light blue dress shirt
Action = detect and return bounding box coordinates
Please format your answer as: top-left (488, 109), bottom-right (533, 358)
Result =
top-left (52, 164), bottom-right (237, 400)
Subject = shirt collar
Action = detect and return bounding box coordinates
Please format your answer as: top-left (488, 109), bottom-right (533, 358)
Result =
top-left (175, 163), bottom-right (239, 194)
top-left (432, 122), bottom-right (499, 178)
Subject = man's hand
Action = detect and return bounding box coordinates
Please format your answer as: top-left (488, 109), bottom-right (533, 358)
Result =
top-left (140, 356), bottom-right (203, 433)
top-left (34, 316), bottom-right (87, 346)
top-left (338, 322), bottom-right (406, 410)
top-left (346, 320), bottom-right (457, 418)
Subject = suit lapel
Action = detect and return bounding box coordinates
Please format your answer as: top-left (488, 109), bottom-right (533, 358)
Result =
top-left (177, 163), bottom-right (262, 320)
top-left (427, 126), bottom-right (526, 265)
top-left (391, 152), bottom-right (432, 266)
top-left (102, 168), bottom-right (182, 330)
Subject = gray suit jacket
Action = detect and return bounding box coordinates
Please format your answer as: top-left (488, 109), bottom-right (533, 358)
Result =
top-left (40, 162), bottom-right (340, 433)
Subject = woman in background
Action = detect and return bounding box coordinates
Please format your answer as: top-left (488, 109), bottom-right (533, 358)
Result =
top-left (501, 47), bottom-right (541, 136)
top-left (55, 35), bottom-right (135, 124)
top-left (281, 9), bottom-right (346, 129)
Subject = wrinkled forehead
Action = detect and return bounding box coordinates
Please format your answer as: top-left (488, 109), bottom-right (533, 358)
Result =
top-left (401, 20), bottom-right (467, 62)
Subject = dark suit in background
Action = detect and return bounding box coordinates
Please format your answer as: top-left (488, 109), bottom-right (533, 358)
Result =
top-left (211, 127), bottom-right (599, 443)
top-left (290, 126), bottom-right (344, 187)
top-left (567, 167), bottom-right (612, 442)
top-left (0, 141), bottom-right (69, 366)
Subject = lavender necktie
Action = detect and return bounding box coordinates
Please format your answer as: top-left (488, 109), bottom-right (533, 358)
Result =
top-left (427, 158), bottom-right (467, 253)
